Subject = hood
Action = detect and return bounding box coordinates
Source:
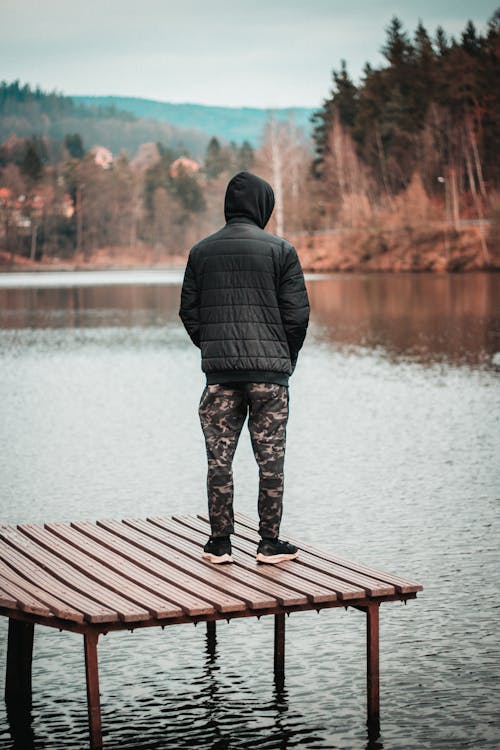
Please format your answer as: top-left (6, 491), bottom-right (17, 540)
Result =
top-left (224, 171), bottom-right (275, 228)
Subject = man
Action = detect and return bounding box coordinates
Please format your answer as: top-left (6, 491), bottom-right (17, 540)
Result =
top-left (179, 171), bottom-right (309, 564)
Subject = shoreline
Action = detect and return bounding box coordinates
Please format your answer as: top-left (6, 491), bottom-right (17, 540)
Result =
top-left (1, 264), bottom-right (498, 275)
top-left (1, 223), bottom-right (498, 274)
top-left (292, 224), bottom-right (498, 273)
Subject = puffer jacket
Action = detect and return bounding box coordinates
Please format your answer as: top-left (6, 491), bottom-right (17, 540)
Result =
top-left (179, 171), bottom-right (310, 386)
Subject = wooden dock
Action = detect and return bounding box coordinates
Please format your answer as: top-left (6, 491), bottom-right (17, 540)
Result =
top-left (0, 512), bottom-right (423, 748)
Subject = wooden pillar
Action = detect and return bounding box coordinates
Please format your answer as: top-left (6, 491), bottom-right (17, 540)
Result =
top-left (5, 619), bottom-right (34, 709)
top-left (84, 630), bottom-right (102, 750)
top-left (366, 602), bottom-right (380, 723)
top-left (206, 620), bottom-right (216, 656)
top-left (274, 613), bottom-right (285, 682)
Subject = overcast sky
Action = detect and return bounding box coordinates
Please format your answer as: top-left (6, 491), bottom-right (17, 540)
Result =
top-left (1, 0), bottom-right (497, 109)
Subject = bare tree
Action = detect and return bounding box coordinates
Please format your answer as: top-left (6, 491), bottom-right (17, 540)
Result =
top-left (256, 117), bottom-right (312, 235)
top-left (320, 111), bottom-right (373, 227)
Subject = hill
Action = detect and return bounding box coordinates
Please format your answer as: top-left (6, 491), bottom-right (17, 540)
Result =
top-left (71, 96), bottom-right (315, 145)
top-left (0, 81), bottom-right (211, 158)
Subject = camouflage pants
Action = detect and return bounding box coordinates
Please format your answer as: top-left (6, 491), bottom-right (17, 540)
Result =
top-left (199, 382), bottom-right (289, 539)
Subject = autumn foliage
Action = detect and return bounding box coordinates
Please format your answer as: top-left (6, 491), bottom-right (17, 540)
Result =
top-left (0, 12), bottom-right (499, 270)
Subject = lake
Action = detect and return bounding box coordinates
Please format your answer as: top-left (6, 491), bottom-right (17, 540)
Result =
top-left (0, 270), bottom-right (499, 750)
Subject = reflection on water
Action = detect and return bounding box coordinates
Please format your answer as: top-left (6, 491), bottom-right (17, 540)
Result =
top-left (5, 703), bottom-right (34, 750)
top-left (4, 626), bottom-right (385, 750)
top-left (0, 271), bottom-right (498, 749)
top-left (1, 272), bottom-right (498, 369)
top-left (0, 284), bottom-right (182, 330)
top-left (307, 273), bottom-right (500, 368)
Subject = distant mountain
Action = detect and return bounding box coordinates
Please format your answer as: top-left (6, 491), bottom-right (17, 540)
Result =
top-left (0, 82), bottom-right (316, 159)
top-left (0, 81), bottom-right (211, 158)
top-left (72, 96), bottom-right (316, 146)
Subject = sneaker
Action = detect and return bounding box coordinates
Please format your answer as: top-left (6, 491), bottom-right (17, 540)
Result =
top-left (256, 537), bottom-right (299, 564)
top-left (202, 536), bottom-right (233, 564)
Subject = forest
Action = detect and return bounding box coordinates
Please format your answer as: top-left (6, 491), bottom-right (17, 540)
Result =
top-left (0, 11), bottom-right (499, 271)
top-left (0, 81), bottom-right (210, 157)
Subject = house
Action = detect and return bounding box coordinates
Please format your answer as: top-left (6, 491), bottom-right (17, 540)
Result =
top-left (91, 146), bottom-right (113, 169)
top-left (169, 156), bottom-right (200, 178)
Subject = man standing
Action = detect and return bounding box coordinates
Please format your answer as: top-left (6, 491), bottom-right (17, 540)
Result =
top-left (179, 171), bottom-right (309, 564)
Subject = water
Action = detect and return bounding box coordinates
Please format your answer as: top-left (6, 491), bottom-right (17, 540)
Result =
top-left (0, 271), bottom-right (499, 749)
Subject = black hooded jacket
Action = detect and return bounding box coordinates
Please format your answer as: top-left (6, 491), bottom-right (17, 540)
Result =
top-left (179, 171), bottom-right (310, 386)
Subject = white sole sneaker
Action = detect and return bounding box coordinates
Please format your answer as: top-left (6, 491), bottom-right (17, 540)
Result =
top-left (256, 551), bottom-right (299, 564)
top-left (201, 552), bottom-right (233, 564)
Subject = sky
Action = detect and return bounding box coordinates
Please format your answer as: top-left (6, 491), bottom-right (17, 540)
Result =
top-left (1, 0), bottom-right (497, 109)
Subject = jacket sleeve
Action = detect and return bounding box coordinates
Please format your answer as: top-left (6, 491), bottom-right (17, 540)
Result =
top-left (179, 252), bottom-right (201, 348)
top-left (278, 244), bottom-right (310, 369)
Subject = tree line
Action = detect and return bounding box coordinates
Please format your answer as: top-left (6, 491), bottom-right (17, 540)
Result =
top-left (0, 11), bottom-right (498, 266)
top-left (310, 12), bottom-right (499, 234)
top-left (0, 129), bottom-right (257, 261)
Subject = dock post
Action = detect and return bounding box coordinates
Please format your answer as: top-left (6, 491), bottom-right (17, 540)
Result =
top-left (84, 630), bottom-right (102, 750)
top-left (274, 613), bottom-right (285, 683)
top-left (366, 602), bottom-right (380, 724)
top-left (5, 619), bottom-right (34, 708)
top-left (206, 620), bottom-right (217, 656)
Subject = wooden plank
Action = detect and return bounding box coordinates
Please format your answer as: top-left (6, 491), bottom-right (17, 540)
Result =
top-left (196, 516), bottom-right (395, 597)
top-left (71, 521), bottom-right (235, 616)
top-left (155, 516), bottom-right (352, 598)
top-left (0, 559), bottom-right (84, 622)
top-left (123, 518), bottom-right (316, 607)
top-left (0, 587), bottom-right (18, 611)
top-left (231, 539), bottom-right (363, 599)
top-left (45, 523), bottom-right (185, 620)
top-left (154, 516), bottom-right (365, 601)
top-left (130, 517), bottom-right (335, 604)
top-left (0, 526), bottom-right (148, 623)
top-left (232, 525), bottom-right (395, 596)
top-left (0, 577), bottom-right (53, 617)
top-left (234, 512), bottom-right (423, 594)
top-left (97, 519), bottom-right (281, 609)
top-left (20, 524), bottom-right (182, 621)
top-left (142, 517), bottom-right (337, 604)
top-left (0, 537), bottom-right (118, 623)
top-left (170, 515), bottom-right (367, 599)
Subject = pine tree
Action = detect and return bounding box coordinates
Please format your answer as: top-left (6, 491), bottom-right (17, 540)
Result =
top-left (64, 133), bottom-right (85, 159)
top-left (238, 140), bottom-right (254, 171)
top-left (413, 22), bottom-right (437, 122)
top-left (170, 165), bottom-right (205, 213)
top-left (21, 144), bottom-right (43, 182)
top-left (143, 149), bottom-right (177, 213)
top-left (461, 20), bottom-right (481, 57)
top-left (381, 16), bottom-right (414, 66)
top-left (332, 60), bottom-right (359, 127)
top-left (311, 60), bottom-right (358, 177)
top-left (435, 26), bottom-right (449, 56)
top-left (204, 136), bottom-right (224, 178)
